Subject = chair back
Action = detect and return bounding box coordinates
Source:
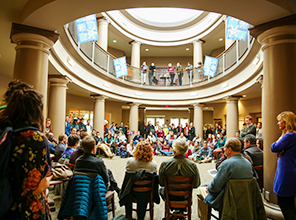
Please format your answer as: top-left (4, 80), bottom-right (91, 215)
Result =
top-left (252, 165), bottom-right (263, 190)
top-left (163, 175), bottom-right (195, 219)
top-left (132, 175), bottom-right (155, 201)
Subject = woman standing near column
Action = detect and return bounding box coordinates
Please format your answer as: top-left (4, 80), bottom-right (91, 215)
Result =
top-left (271, 111), bottom-right (296, 220)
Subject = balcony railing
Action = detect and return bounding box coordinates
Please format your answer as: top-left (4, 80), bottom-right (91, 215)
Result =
top-left (65, 22), bottom-right (254, 87)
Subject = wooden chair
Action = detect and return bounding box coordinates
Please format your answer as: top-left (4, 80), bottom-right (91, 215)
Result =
top-left (253, 165), bottom-right (264, 190)
top-left (66, 162), bottom-right (75, 170)
top-left (131, 176), bottom-right (155, 220)
top-left (106, 191), bottom-right (115, 218)
top-left (163, 175), bottom-right (195, 220)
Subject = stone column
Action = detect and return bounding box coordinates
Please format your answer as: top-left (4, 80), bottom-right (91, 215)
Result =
top-left (193, 104), bottom-right (204, 138)
top-left (256, 25), bottom-right (296, 219)
top-left (48, 76), bottom-right (70, 137)
top-left (224, 96), bottom-right (240, 138)
top-left (93, 95), bottom-right (107, 136)
top-left (225, 17), bottom-right (235, 49)
top-left (193, 40), bottom-right (203, 67)
top-left (131, 41), bottom-right (141, 82)
top-left (97, 18), bottom-right (109, 51)
top-left (10, 23), bottom-right (59, 121)
top-left (129, 103), bottom-right (140, 138)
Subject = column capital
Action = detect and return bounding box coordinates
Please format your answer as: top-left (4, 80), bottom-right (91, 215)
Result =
top-left (130, 40), bottom-right (141, 46)
top-left (128, 102), bottom-right (141, 107)
top-left (91, 94), bottom-right (108, 101)
top-left (223, 95), bottom-right (241, 102)
top-left (257, 25), bottom-right (296, 51)
top-left (97, 18), bottom-right (109, 25)
top-left (250, 14), bottom-right (296, 39)
top-left (193, 103), bottom-right (204, 108)
top-left (192, 39), bottom-right (205, 45)
top-left (48, 75), bottom-right (71, 85)
top-left (10, 23), bottom-right (59, 44)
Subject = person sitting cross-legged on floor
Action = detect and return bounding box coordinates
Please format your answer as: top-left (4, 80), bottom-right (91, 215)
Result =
top-left (194, 141), bottom-right (213, 163)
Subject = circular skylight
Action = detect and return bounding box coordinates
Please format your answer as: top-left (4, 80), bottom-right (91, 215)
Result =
top-left (126, 8), bottom-right (203, 27)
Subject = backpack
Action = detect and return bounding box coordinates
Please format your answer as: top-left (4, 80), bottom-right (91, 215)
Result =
top-left (0, 125), bottom-right (39, 217)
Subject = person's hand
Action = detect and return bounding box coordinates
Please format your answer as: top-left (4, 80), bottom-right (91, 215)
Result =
top-left (205, 187), bottom-right (209, 193)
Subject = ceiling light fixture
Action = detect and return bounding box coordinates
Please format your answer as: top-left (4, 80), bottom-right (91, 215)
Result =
top-left (145, 48), bottom-right (149, 51)
top-left (219, 38), bottom-right (223, 41)
top-left (67, 57), bottom-right (74, 67)
top-left (186, 48), bottom-right (190, 51)
top-left (242, 94), bottom-right (247, 97)
top-left (113, 40), bottom-right (117, 43)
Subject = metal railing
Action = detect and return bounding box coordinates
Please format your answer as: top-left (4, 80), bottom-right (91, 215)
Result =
top-left (66, 22), bottom-right (254, 87)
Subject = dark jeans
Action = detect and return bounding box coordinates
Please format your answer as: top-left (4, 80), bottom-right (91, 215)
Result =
top-left (178, 74), bottom-right (183, 85)
top-left (277, 195), bottom-right (296, 220)
top-left (148, 73), bottom-right (153, 85)
top-left (170, 74), bottom-right (175, 86)
top-left (125, 191), bottom-right (149, 220)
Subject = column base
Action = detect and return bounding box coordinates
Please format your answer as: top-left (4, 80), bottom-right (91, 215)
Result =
top-left (263, 198), bottom-right (284, 220)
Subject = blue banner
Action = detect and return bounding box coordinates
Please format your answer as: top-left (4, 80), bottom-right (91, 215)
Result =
top-left (75, 14), bottom-right (98, 44)
top-left (113, 56), bottom-right (128, 78)
top-left (226, 16), bottom-right (250, 41)
top-left (204, 56), bottom-right (219, 78)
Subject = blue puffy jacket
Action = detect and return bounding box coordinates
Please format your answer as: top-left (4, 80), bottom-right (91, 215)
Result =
top-left (58, 174), bottom-right (108, 220)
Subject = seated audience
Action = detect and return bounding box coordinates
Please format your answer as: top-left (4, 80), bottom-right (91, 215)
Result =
top-left (159, 139), bottom-right (201, 202)
top-left (126, 140), bottom-right (135, 156)
top-left (160, 140), bottom-right (173, 156)
top-left (188, 141), bottom-right (201, 160)
top-left (74, 136), bottom-right (109, 187)
top-left (166, 130), bottom-right (177, 147)
top-left (105, 133), bottom-right (116, 153)
top-left (213, 133), bottom-right (226, 159)
top-left (124, 141), bottom-right (158, 220)
top-left (133, 130), bottom-right (143, 144)
top-left (70, 127), bottom-right (77, 135)
top-left (156, 126), bottom-right (164, 138)
top-left (45, 118), bottom-right (52, 135)
top-left (54, 134), bottom-right (68, 162)
top-left (163, 124), bottom-right (169, 136)
top-left (118, 131), bottom-right (127, 146)
top-left (257, 137), bottom-right (263, 151)
top-left (46, 132), bottom-right (56, 154)
top-left (96, 141), bottom-right (115, 159)
top-left (177, 132), bottom-right (187, 141)
top-left (243, 134), bottom-right (263, 166)
top-left (192, 133), bottom-right (202, 146)
top-left (240, 115), bottom-right (257, 138)
top-left (204, 138), bottom-right (253, 211)
top-left (59, 134), bottom-right (79, 164)
top-left (147, 131), bottom-right (156, 144)
top-left (94, 131), bottom-right (104, 145)
top-left (194, 141), bottom-right (213, 163)
top-left (70, 131), bottom-right (89, 164)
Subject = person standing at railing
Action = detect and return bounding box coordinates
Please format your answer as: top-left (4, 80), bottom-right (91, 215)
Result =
top-left (186, 62), bottom-right (193, 83)
top-left (197, 62), bottom-right (205, 81)
top-left (149, 62), bottom-right (156, 86)
top-left (167, 63), bottom-right (175, 86)
top-left (176, 62), bottom-right (183, 86)
top-left (140, 61), bottom-right (148, 84)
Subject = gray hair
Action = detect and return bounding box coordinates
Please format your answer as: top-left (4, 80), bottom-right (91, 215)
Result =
top-left (225, 138), bottom-right (241, 152)
top-left (244, 134), bottom-right (256, 145)
top-left (172, 139), bottom-right (188, 155)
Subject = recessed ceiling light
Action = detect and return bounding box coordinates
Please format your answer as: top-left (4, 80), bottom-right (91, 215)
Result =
top-left (243, 94), bottom-right (247, 97)
top-left (145, 48), bottom-right (149, 51)
top-left (186, 48), bottom-right (190, 51)
top-left (219, 38), bottom-right (223, 41)
top-left (113, 40), bottom-right (117, 43)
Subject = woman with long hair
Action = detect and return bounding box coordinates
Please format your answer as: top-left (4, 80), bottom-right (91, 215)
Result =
top-left (271, 111), bottom-right (296, 220)
top-left (1, 83), bottom-right (52, 220)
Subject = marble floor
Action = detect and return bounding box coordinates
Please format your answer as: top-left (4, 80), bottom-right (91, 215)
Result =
top-left (49, 155), bottom-right (217, 220)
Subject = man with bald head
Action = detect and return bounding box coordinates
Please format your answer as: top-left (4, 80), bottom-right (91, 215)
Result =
top-left (204, 138), bottom-right (253, 209)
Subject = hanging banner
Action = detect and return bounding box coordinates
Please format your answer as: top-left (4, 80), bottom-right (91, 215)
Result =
top-left (226, 16), bottom-right (250, 41)
top-left (113, 56), bottom-right (128, 78)
top-left (75, 14), bottom-right (98, 44)
top-left (204, 56), bottom-right (219, 78)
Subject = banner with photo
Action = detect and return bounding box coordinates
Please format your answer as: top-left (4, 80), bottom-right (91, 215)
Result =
top-left (226, 16), bottom-right (250, 41)
top-left (75, 14), bottom-right (98, 44)
top-left (204, 56), bottom-right (219, 78)
top-left (113, 56), bottom-right (128, 78)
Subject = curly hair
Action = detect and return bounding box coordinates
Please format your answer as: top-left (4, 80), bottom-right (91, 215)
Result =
top-left (3, 80), bottom-right (32, 104)
top-left (133, 141), bottom-right (153, 162)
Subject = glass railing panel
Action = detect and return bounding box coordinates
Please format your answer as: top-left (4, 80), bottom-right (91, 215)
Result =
top-left (80, 41), bottom-right (93, 61)
top-left (224, 43), bottom-right (236, 71)
top-left (238, 39), bottom-right (248, 59)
